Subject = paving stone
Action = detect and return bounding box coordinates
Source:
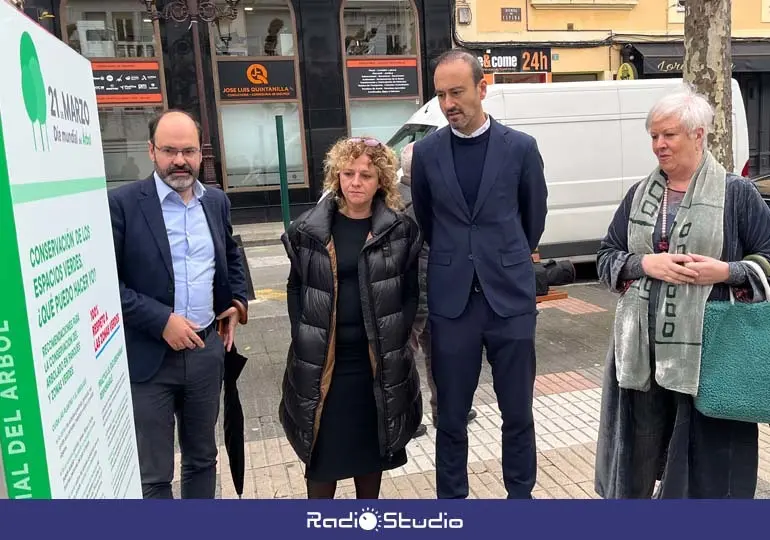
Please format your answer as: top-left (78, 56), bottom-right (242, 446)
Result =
top-left (392, 476), bottom-right (419, 498)
top-left (578, 481), bottom-right (601, 499)
top-left (409, 472), bottom-right (436, 498)
top-left (543, 483), bottom-right (573, 499)
top-left (475, 429), bottom-right (497, 446)
top-left (474, 444), bottom-right (495, 462)
top-left (380, 476), bottom-right (400, 499)
top-left (554, 431), bottom-right (581, 448)
top-left (413, 455), bottom-right (434, 472)
top-left (469, 474), bottom-right (498, 499)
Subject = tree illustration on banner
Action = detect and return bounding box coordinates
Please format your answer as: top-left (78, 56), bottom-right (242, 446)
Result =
top-left (20, 31), bottom-right (48, 152)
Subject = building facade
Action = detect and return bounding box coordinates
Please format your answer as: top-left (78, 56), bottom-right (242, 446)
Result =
top-left (18, 0), bottom-right (452, 221)
top-left (453, 0), bottom-right (770, 177)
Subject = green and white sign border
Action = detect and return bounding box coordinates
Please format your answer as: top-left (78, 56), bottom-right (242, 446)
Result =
top-left (0, 108), bottom-right (53, 499)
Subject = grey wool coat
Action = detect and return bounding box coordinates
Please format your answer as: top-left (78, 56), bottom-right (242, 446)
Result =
top-left (594, 174), bottom-right (770, 499)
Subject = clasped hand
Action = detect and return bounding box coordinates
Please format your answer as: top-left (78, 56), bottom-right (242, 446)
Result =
top-left (162, 313), bottom-right (205, 351)
top-left (163, 308), bottom-right (240, 352)
top-left (641, 253), bottom-right (729, 286)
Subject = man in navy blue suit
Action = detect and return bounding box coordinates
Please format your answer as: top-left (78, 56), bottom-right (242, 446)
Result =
top-left (411, 50), bottom-right (548, 499)
top-left (109, 110), bottom-right (248, 498)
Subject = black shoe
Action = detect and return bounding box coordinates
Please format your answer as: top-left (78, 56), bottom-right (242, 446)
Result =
top-left (412, 423), bottom-right (428, 438)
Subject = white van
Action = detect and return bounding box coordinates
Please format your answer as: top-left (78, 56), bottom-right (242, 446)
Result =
top-left (387, 78), bottom-right (750, 261)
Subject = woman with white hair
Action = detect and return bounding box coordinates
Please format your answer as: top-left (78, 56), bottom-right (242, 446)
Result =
top-left (594, 84), bottom-right (770, 498)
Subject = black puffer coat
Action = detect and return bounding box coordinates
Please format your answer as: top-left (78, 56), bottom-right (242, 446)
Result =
top-left (279, 193), bottom-right (424, 464)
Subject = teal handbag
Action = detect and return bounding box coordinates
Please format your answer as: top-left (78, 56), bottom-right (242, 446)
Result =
top-left (695, 260), bottom-right (770, 423)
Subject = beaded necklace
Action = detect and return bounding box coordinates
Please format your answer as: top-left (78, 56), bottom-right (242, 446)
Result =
top-left (657, 180), bottom-right (670, 252)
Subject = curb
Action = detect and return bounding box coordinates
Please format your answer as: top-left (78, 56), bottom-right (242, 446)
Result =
top-left (240, 238), bottom-right (283, 248)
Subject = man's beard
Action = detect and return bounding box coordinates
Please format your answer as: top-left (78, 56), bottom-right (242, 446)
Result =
top-left (156, 163), bottom-right (198, 192)
top-left (445, 107), bottom-right (468, 129)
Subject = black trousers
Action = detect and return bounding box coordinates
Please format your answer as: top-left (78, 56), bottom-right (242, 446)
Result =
top-left (131, 326), bottom-right (224, 499)
top-left (430, 287), bottom-right (537, 499)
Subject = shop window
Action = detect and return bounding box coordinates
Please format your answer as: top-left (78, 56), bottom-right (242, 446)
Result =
top-left (350, 99), bottom-right (420, 145)
top-left (343, 0), bottom-right (416, 56)
top-left (62, 0), bottom-right (157, 58)
top-left (210, 0), bottom-right (307, 191)
top-left (212, 0), bottom-right (295, 57)
top-left (61, 2), bottom-right (166, 189)
top-left (99, 107), bottom-right (160, 186)
top-left (219, 103), bottom-right (305, 188)
top-left (342, 0), bottom-right (422, 142)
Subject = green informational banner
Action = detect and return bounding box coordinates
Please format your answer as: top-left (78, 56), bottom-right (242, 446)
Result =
top-left (0, 3), bottom-right (141, 498)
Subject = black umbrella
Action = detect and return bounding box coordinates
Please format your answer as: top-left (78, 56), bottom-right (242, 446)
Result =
top-left (223, 343), bottom-right (248, 498)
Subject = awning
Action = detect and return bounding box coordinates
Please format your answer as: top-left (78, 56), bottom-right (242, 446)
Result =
top-left (632, 41), bottom-right (770, 74)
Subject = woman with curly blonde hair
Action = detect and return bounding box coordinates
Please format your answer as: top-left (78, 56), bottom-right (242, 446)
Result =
top-left (280, 136), bottom-right (424, 499)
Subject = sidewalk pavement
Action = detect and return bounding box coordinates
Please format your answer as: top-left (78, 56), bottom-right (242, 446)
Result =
top-left (215, 369), bottom-right (608, 499)
top-left (169, 281), bottom-right (770, 499)
top-left (209, 374), bottom-right (770, 500)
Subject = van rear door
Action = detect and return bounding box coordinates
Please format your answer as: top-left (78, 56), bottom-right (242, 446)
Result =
top-left (730, 78), bottom-right (750, 176)
top-left (500, 82), bottom-right (624, 257)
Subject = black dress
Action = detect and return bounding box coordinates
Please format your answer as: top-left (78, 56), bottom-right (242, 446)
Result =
top-left (305, 212), bottom-right (408, 482)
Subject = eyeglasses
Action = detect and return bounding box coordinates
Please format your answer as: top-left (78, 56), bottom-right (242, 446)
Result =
top-left (153, 143), bottom-right (200, 159)
top-left (349, 137), bottom-right (382, 147)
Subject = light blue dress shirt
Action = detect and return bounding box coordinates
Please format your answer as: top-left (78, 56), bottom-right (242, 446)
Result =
top-left (154, 173), bottom-right (216, 329)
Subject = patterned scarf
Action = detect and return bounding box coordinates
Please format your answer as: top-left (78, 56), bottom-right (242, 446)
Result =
top-left (614, 150), bottom-right (725, 395)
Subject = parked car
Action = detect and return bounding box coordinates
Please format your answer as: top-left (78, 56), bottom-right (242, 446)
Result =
top-left (752, 173), bottom-right (770, 208)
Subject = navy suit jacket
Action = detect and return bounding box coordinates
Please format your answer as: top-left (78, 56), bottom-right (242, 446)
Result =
top-left (108, 176), bottom-right (248, 383)
top-left (411, 118), bottom-right (548, 320)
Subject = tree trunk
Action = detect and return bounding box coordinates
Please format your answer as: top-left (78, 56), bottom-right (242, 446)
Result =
top-left (683, 0), bottom-right (733, 171)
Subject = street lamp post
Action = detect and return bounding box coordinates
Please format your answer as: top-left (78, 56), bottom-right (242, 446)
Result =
top-left (141, 0), bottom-right (241, 186)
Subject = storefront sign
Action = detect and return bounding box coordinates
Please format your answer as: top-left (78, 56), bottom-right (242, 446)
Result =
top-left (631, 43), bottom-right (752, 74)
top-left (91, 61), bottom-right (163, 105)
top-left (617, 62), bottom-right (638, 80)
top-left (653, 59), bottom-right (684, 74)
top-left (0, 2), bottom-right (141, 499)
top-left (347, 58), bottom-right (419, 98)
top-left (474, 48), bottom-right (552, 73)
top-left (217, 60), bottom-right (297, 100)
top-left (651, 58), bottom-right (739, 74)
